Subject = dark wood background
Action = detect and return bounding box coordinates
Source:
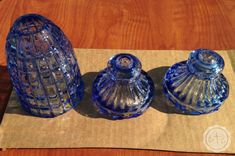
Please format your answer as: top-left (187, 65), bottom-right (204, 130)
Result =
top-left (0, 0), bottom-right (235, 155)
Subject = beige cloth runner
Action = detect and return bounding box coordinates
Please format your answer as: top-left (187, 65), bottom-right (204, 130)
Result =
top-left (0, 49), bottom-right (235, 153)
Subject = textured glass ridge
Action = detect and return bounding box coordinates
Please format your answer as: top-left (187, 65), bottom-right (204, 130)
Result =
top-left (163, 49), bottom-right (229, 114)
top-left (6, 14), bottom-right (84, 117)
top-left (92, 53), bottom-right (154, 119)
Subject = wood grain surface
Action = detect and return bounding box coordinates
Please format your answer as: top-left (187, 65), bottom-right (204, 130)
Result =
top-left (1, 0), bottom-right (235, 65)
top-left (0, 149), bottom-right (233, 156)
top-left (0, 0), bottom-right (235, 155)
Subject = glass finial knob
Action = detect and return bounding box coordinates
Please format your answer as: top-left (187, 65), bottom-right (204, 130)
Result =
top-left (107, 53), bottom-right (141, 80)
top-left (187, 49), bottom-right (225, 80)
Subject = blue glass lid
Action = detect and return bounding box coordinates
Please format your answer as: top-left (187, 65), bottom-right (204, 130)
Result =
top-left (107, 53), bottom-right (142, 80)
top-left (187, 49), bottom-right (225, 79)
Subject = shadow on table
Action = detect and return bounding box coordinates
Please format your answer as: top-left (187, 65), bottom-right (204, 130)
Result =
top-left (147, 66), bottom-right (185, 115)
top-left (75, 72), bottom-right (111, 119)
top-left (5, 92), bottom-right (31, 116)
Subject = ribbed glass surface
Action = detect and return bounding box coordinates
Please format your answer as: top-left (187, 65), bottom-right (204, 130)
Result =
top-left (92, 53), bottom-right (154, 119)
top-left (6, 14), bottom-right (84, 117)
top-left (163, 49), bottom-right (229, 114)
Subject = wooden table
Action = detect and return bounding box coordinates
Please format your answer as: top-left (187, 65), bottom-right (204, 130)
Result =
top-left (0, 0), bottom-right (235, 155)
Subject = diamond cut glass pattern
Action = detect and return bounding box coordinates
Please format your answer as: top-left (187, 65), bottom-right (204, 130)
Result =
top-left (6, 14), bottom-right (84, 117)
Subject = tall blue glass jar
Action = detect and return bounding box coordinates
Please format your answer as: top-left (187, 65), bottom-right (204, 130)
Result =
top-left (163, 49), bottom-right (229, 114)
top-left (92, 53), bottom-right (154, 119)
top-left (6, 14), bottom-right (84, 117)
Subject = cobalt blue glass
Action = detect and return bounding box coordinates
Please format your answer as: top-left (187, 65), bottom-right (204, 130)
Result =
top-left (6, 14), bottom-right (84, 117)
top-left (163, 49), bottom-right (229, 115)
top-left (92, 53), bottom-right (154, 119)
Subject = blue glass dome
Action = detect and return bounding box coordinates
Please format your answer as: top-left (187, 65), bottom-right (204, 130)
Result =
top-left (92, 53), bottom-right (154, 119)
top-left (6, 14), bottom-right (84, 117)
top-left (163, 49), bottom-right (229, 114)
